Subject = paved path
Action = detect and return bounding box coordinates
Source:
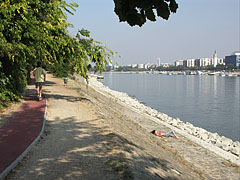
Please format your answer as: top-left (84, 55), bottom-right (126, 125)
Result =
top-left (0, 94), bottom-right (46, 179)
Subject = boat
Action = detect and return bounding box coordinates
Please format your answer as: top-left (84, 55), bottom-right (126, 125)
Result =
top-left (225, 73), bottom-right (232, 77)
top-left (208, 72), bottom-right (218, 76)
top-left (97, 75), bottom-right (104, 79)
top-left (219, 73), bottom-right (225, 77)
top-left (196, 71), bottom-right (203, 75)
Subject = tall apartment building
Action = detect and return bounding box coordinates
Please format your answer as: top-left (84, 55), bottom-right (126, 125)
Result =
top-left (213, 50), bottom-right (218, 67)
top-left (175, 60), bottom-right (184, 66)
top-left (183, 59), bottom-right (195, 67)
top-left (225, 52), bottom-right (240, 67)
top-left (157, 58), bottom-right (161, 66)
top-left (195, 58), bottom-right (212, 67)
top-left (137, 64), bottom-right (144, 69)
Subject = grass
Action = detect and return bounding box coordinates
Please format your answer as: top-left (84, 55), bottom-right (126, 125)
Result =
top-left (106, 157), bottom-right (134, 180)
top-left (0, 101), bottom-right (13, 113)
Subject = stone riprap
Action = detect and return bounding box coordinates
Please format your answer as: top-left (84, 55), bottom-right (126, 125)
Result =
top-left (77, 74), bottom-right (240, 165)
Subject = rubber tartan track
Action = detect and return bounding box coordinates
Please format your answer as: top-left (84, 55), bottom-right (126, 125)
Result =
top-left (0, 95), bottom-right (46, 179)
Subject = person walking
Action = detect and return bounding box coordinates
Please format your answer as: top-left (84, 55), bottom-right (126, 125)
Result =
top-left (33, 61), bottom-right (46, 101)
top-left (63, 77), bottom-right (68, 87)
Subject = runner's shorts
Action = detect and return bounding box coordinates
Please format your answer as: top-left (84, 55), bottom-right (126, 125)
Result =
top-left (35, 82), bottom-right (43, 88)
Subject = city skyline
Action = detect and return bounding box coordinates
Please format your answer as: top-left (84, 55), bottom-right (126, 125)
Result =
top-left (66, 0), bottom-right (240, 66)
top-left (117, 50), bottom-right (227, 67)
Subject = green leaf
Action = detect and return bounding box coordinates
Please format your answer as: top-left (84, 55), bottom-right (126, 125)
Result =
top-left (145, 8), bottom-right (156, 21)
top-left (169, 0), bottom-right (178, 13)
top-left (156, 1), bottom-right (170, 20)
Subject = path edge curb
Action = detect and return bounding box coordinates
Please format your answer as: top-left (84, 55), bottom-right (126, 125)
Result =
top-left (0, 99), bottom-right (47, 180)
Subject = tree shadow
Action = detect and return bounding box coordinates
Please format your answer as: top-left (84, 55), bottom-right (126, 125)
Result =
top-left (46, 94), bottom-right (90, 103)
top-left (44, 81), bottom-right (57, 86)
top-left (6, 115), bottom-right (183, 180)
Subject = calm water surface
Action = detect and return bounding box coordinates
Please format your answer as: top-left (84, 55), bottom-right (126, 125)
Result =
top-left (102, 73), bottom-right (240, 141)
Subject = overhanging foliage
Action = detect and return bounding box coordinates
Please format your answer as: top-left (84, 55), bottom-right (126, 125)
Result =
top-left (0, 0), bottom-right (115, 107)
top-left (114, 0), bottom-right (178, 26)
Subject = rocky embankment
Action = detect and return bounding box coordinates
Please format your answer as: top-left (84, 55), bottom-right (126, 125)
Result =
top-left (80, 74), bottom-right (240, 166)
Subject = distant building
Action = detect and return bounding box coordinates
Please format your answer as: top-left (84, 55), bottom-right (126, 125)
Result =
top-left (183, 59), bottom-right (195, 67)
top-left (157, 58), bottom-right (161, 67)
top-left (195, 58), bottom-right (203, 67)
top-left (137, 64), bottom-right (144, 69)
top-left (217, 58), bottom-right (224, 65)
top-left (144, 63), bottom-right (150, 69)
top-left (113, 65), bottom-right (119, 69)
top-left (175, 60), bottom-right (184, 66)
top-left (161, 63), bottom-right (171, 67)
top-left (195, 58), bottom-right (212, 67)
top-left (225, 52), bottom-right (240, 67)
top-left (131, 64), bottom-right (137, 68)
top-left (213, 50), bottom-right (218, 67)
top-left (150, 64), bottom-right (157, 68)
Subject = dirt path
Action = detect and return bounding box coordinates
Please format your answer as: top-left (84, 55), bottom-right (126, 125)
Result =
top-left (5, 75), bottom-right (124, 180)
top-left (3, 74), bottom-right (240, 180)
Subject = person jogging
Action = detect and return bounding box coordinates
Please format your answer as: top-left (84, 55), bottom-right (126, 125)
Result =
top-left (33, 61), bottom-right (46, 101)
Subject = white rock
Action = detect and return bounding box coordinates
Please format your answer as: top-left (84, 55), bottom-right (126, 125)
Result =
top-left (185, 128), bottom-right (193, 134)
top-left (200, 133), bottom-right (209, 141)
top-left (215, 139), bottom-right (223, 148)
top-left (232, 141), bottom-right (240, 147)
top-left (170, 119), bottom-right (179, 127)
top-left (208, 133), bottom-right (219, 140)
top-left (220, 136), bottom-right (233, 151)
top-left (229, 146), bottom-right (240, 156)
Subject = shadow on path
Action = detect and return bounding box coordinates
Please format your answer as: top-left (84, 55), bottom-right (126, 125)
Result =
top-left (7, 115), bottom-right (181, 180)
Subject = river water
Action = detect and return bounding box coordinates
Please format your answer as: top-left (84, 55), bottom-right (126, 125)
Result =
top-left (102, 73), bottom-right (240, 142)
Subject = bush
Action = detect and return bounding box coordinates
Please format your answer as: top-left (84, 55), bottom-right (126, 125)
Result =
top-left (48, 63), bottom-right (72, 78)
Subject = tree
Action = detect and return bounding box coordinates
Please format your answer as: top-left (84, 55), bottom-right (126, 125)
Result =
top-left (0, 0), bottom-right (177, 106)
top-left (113, 0), bottom-right (178, 26)
top-left (216, 64), bottom-right (225, 71)
top-left (0, 0), bottom-right (115, 107)
top-left (226, 64), bottom-right (234, 71)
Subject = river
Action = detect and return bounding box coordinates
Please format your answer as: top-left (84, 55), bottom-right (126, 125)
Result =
top-left (102, 72), bottom-right (240, 142)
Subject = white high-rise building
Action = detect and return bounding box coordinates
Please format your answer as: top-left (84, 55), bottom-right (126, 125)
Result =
top-left (175, 60), bottom-right (184, 66)
top-left (213, 50), bottom-right (218, 67)
top-left (137, 64), bottom-right (144, 69)
top-left (183, 59), bottom-right (195, 67)
top-left (157, 58), bottom-right (161, 66)
top-left (195, 58), bottom-right (212, 67)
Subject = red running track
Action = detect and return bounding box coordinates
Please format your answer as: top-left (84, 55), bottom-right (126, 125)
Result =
top-left (0, 95), bottom-right (46, 178)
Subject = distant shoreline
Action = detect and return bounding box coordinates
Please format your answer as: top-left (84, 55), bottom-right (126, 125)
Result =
top-left (102, 71), bottom-right (240, 76)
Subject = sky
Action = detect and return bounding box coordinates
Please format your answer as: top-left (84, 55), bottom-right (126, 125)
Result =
top-left (66, 0), bottom-right (240, 66)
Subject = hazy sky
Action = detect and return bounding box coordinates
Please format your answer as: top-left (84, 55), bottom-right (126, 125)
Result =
top-left (66, 0), bottom-right (240, 65)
